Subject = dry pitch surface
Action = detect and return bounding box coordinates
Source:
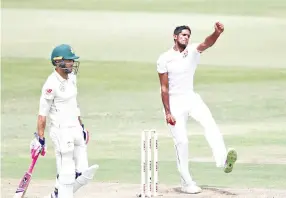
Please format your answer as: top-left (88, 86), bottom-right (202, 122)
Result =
top-left (2, 179), bottom-right (286, 198)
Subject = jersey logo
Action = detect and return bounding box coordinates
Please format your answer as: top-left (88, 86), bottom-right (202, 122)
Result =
top-left (45, 89), bottom-right (53, 94)
top-left (59, 83), bottom-right (65, 92)
top-left (183, 50), bottom-right (188, 58)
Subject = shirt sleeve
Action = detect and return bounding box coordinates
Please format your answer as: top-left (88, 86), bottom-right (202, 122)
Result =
top-left (188, 43), bottom-right (201, 64)
top-left (41, 80), bottom-right (55, 100)
top-left (156, 55), bottom-right (167, 74)
top-left (38, 80), bottom-right (55, 116)
top-left (188, 43), bottom-right (201, 54)
top-left (39, 96), bottom-right (53, 116)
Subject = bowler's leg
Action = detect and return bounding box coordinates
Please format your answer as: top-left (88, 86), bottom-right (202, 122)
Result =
top-left (189, 93), bottom-right (237, 172)
top-left (165, 95), bottom-right (202, 194)
top-left (168, 112), bottom-right (195, 187)
top-left (168, 112), bottom-right (202, 194)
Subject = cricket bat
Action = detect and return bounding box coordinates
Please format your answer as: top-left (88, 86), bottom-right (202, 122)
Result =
top-left (13, 133), bottom-right (45, 198)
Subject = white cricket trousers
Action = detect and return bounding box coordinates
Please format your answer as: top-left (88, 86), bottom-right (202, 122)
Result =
top-left (168, 92), bottom-right (227, 187)
top-left (50, 124), bottom-right (88, 197)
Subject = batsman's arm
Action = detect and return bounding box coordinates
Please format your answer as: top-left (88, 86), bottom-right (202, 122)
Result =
top-left (37, 115), bottom-right (46, 139)
top-left (158, 73), bottom-right (171, 115)
top-left (38, 95), bottom-right (53, 139)
top-left (197, 22), bottom-right (224, 52)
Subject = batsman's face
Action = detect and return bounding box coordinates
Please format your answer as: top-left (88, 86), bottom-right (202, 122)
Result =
top-left (63, 59), bottom-right (74, 73)
top-left (174, 29), bottom-right (191, 47)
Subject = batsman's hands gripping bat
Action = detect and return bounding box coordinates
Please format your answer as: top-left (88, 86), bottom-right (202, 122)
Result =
top-left (30, 132), bottom-right (47, 157)
top-left (13, 133), bottom-right (46, 198)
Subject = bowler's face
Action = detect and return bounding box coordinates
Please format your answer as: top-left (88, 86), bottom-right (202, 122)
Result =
top-left (174, 29), bottom-right (191, 47)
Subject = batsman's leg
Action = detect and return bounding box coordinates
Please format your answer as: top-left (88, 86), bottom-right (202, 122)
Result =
top-left (58, 150), bottom-right (76, 198)
top-left (74, 143), bottom-right (88, 176)
top-left (73, 126), bottom-right (98, 193)
top-left (50, 174), bottom-right (59, 198)
top-left (73, 164), bottom-right (99, 192)
top-left (189, 93), bottom-right (237, 172)
top-left (50, 127), bottom-right (76, 198)
top-left (50, 128), bottom-right (60, 198)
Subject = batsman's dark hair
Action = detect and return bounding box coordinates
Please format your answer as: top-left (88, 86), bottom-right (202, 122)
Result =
top-left (174, 25), bottom-right (191, 35)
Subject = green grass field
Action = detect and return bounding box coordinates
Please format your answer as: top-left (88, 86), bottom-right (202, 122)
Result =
top-left (2, 0), bottom-right (286, 17)
top-left (1, 0), bottom-right (286, 197)
top-left (2, 58), bottom-right (286, 194)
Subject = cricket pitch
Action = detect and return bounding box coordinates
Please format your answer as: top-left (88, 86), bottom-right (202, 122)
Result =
top-left (2, 179), bottom-right (286, 198)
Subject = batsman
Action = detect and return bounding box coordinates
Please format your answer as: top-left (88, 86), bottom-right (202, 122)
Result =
top-left (33, 44), bottom-right (98, 198)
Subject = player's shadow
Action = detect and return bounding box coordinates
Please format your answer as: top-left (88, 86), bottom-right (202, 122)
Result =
top-left (173, 185), bottom-right (237, 196)
top-left (201, 185), bottom-right (237, 195)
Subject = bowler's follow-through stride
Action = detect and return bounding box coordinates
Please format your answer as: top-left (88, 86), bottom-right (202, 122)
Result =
top-left (157, 22), bottom-right (238, 194)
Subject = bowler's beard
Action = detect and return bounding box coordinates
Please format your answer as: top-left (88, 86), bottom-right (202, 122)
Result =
top-left (177, 42), bottom-right (187, 50)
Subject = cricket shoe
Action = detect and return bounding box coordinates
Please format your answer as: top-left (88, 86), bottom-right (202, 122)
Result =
top-left (181, 185), bottom-right (202, 194)
top-left (224, 148), bottom-right (237, 173)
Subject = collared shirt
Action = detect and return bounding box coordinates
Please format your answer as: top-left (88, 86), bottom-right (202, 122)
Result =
top-left (39, 70), bottom-right (80, 128)
top-left (156, 43), bottom-right (201, 96)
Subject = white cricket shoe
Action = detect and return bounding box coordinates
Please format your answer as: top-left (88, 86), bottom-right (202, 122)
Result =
top-left (224, 148), bottom-right (238, 173)
top-left (181, 185), bottom-right (202, 194)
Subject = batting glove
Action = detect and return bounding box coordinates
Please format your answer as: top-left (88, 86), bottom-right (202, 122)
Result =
top-left (30, 132), bottom-right (47, 158)
top-left (81, 124), bottom-right (89, 144)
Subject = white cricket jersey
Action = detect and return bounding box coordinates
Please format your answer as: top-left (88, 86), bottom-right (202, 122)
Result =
top-left (39, 70), bottom-right (80, 128)
top-left (156, 43), bottom-right (201, 96)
